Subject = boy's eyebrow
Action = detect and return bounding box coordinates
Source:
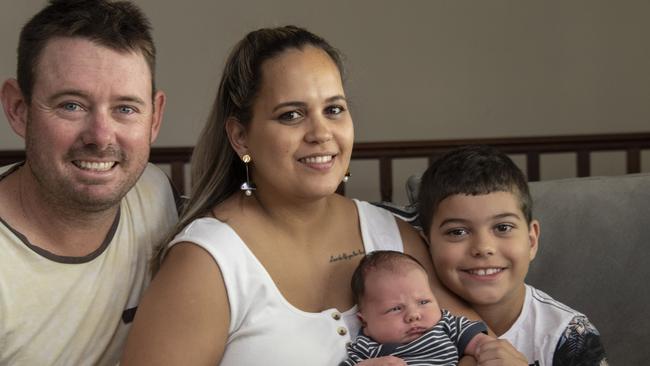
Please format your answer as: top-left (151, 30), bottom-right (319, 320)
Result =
top-left (437, 212), bottom-right (523, 228)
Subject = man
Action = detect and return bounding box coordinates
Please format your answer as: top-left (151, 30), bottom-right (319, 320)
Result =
top-left (0, 0), bottom-right (178, 364)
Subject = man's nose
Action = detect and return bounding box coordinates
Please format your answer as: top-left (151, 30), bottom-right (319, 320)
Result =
top-left (81, 110), bottom-right (115, 149)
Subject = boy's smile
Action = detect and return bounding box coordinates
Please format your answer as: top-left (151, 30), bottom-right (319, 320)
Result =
top-left (428, 191), bottom-right (539, 334)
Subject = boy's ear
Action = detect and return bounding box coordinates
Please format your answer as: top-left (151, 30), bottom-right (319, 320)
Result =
top-left (527, 219), bottom-right (540, 261)
top-left (1, 79), bottom-right (29, 138)
top-left (225, 117), bottom-right (248, 157)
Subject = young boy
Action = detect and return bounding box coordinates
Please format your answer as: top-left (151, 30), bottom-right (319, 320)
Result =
top-left (417, 145), bottom-right (608, 365)
top-left (340, 250), bottom-right (492, 365)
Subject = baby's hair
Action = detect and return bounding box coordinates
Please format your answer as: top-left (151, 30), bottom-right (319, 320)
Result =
top-left (417, 145), bottom-right (533, 236)
top-left (351, 250), bottom-right (426, 309)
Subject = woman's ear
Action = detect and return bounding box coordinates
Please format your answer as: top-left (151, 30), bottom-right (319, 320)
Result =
top-left (225, 117), bottom-right (248, 156)
top-left (1, 79), bottom-right (29, 138)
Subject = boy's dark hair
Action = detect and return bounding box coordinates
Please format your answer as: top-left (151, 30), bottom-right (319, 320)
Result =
top-left (351, 250), bottom-right (426, 309)
top-left (17, 0), bottom-right (156, 104)
top-left (417, 145), bottom-right (533, 236)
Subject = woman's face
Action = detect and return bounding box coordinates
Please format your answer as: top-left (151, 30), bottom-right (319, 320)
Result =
top-left (240, 46), bottom-right (353, 201)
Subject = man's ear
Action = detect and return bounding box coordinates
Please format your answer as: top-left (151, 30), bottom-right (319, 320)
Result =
top-left (1, 79), bottom-right (29, 138)
top-left (528, 219), bottom-right (540, 261)
top-left (149, 90), bottom-right (166, 143)
top-left (225, 117), bottom-right (248, 156)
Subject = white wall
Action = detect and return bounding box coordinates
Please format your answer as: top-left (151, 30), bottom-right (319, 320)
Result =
top-left (2, 0), bottom-right (648, 203)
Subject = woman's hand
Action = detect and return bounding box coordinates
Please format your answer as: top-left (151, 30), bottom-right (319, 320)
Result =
top-left (357, 356), bottom-right (407, 366)
top-left (475, 338), bottom-right (528, 365)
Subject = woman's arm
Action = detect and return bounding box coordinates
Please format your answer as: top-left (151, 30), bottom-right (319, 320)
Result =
top-left (396, 219), bottom-right (480, 321)
top-left (121, 242), bottom-right (229, 365)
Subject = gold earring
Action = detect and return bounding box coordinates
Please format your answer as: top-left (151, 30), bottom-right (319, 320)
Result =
top-left (240, 154), bottom-right (256, 196)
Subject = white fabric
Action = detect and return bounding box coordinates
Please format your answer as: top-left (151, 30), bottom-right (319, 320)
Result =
top-left (168, 199), bottom-right (403, 366)
top-left (500, 284), bottom-right (582, 365)
top-left (0, 164), bottom-right (178, 366)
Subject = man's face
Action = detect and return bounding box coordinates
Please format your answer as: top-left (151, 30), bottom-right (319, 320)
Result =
top-left (23, 37), bottom-right (163, 212)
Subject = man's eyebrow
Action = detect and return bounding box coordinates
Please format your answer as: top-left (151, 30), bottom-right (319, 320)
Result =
top-left (47, 90), bottom-right (146, 106)
top-left (47, 90), bottom-right (88, 103)
top-left (115, 95), bottom-right (147, 106)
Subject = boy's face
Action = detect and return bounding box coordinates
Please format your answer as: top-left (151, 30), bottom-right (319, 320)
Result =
top-left (358, 266), bottom-right (442, 344)
top-left (427, 192), bottom-right (539, 313)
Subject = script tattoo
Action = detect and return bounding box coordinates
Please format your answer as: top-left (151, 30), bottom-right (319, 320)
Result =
top-left (329, 249), bottom-right (365, 263)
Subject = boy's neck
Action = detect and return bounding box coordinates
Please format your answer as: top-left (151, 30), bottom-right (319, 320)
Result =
top-left (472, 284), bottom-right (527, 336)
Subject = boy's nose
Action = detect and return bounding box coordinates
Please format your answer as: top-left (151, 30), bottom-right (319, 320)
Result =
top-left (470, 234), bottom-right (495, 257)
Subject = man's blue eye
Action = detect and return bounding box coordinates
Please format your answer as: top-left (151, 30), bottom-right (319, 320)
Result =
top-left (62, 103), bottom-right (81, 111)
top-left (118, 106), bottom-right (135, 114)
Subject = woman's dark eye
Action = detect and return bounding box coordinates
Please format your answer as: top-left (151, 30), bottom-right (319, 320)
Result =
top-left (325, 105), bottom-right (345, 115)
top-left (278, 111), bottom-right (302, 122)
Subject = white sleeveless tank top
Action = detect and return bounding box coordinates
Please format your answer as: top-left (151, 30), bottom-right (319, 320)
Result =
top-left (168, 199), bottom-right (403, 365)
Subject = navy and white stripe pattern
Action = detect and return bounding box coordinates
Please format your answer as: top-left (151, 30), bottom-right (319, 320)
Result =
top-left (340, 310), bottom-right (487, 365)
top-left (371, 201), bottom-right (421, 230)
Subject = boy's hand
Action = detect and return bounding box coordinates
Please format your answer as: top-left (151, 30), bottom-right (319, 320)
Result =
top-left (475, 339), bottom-right (528, 365)
top-left (357, 356), bottom-right (407, 366)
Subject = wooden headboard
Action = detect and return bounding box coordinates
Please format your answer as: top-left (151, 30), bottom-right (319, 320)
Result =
top-left (2, 132), bottom-right (649, 202)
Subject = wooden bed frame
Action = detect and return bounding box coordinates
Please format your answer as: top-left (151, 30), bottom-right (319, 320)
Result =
top-left (2, 132), bottom-right (648, 202)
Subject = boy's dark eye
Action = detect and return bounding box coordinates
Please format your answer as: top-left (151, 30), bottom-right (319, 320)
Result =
top-left (495, 223), bottom-right (514, 233)
top-left (447, 228), bottom-right (468, 236)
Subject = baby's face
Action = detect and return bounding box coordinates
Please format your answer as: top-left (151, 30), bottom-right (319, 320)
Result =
top-left (358, 266), bottom-right (442, 344)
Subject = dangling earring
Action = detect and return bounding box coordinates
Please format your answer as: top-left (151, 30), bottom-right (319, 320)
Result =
top-left (240, 154), bottom-right (256, 196)
top-left (342, 170), bottom-right (351, 183)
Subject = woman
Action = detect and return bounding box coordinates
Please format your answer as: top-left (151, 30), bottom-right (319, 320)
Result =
top-left (122, 26), bottom-right (474, 365)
